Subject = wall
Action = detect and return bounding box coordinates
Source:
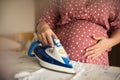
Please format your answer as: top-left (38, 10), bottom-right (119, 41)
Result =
top-left (0, 0), bottom-right (35, 35)
top-left (34, 0), bottom-right (49, 22)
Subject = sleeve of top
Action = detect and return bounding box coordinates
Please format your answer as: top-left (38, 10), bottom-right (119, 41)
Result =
top-left (37, 0), bottom-right (60, 29)
top-left (109, 1), bottom-right (120, 31)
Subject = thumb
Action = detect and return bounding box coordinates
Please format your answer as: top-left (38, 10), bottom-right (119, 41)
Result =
top-left (92, 35), bottom-right (104, 41)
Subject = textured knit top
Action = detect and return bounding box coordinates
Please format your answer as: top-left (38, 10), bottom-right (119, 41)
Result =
top-left (38, 0), bottom-right (120, 66)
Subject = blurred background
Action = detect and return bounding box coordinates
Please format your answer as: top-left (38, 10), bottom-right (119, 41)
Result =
top-left (0, 0), bottom-right (35, 35)
top-left (0, 0), bottom-right (120, 66)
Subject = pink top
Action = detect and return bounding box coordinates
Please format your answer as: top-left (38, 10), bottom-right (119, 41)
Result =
top-left (38, 0), bottom-right (120, 66)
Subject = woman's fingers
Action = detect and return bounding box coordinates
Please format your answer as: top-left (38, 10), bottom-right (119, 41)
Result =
top-left (47, 31), bottom-right (58, 47)
top-left (47, 34), bottom-right (54, 47)
top-left (92, 34), bottom-right (104, 41)
top-left (84, 35), bottom-right (106, 58)
top-left (88, 52), bottom-right (102, 59)
top-left (37, 29), bottom-right (58, 47)
top-left (41, 33), bottom-right (48, 45)
top-left (86, 46), bottom-right (95, 52)
top-left (37, 34), bottom-right (43, 42)
top-left (85, 48), bottom-right (100, 59)
top-left (85, 47), bottom-right (98, 56)
top-left (85, 45), bottom-right (106, 59)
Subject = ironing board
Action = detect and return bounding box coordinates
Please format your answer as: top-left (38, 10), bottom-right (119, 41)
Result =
top-left (0, 51), bottom-right (120, 80)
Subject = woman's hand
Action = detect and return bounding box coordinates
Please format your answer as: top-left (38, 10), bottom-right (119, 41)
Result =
top-left (85, 35), bottom-right (113, 59)
top-left (36, 22), bottom-right (58, 47)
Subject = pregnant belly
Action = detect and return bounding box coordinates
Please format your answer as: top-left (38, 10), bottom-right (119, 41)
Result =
top-left (56, 20), bottom-right (108, 61)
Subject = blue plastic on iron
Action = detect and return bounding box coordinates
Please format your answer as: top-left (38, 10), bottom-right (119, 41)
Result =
top-left (28, 40), bottom-right (41, 57)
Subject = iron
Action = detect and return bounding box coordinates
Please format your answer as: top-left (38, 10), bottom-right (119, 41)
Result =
top-left (28, 36), bottom-right (75, 74)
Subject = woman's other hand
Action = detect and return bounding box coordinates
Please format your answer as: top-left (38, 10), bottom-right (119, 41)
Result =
top-left (85, 35), bottom-right (113, 59)
top-left (36, 21), bottom-right (58, 47)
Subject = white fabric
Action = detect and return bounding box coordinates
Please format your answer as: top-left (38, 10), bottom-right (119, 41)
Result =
top-left (15, 61), bottom-right (120, 80)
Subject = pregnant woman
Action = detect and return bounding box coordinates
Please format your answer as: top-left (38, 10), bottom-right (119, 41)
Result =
top-left (36, 0), bottom-right (120, 66)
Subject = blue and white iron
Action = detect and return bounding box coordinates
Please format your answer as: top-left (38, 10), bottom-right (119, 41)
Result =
top-left (28, 36), bottom-right (75, 74)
